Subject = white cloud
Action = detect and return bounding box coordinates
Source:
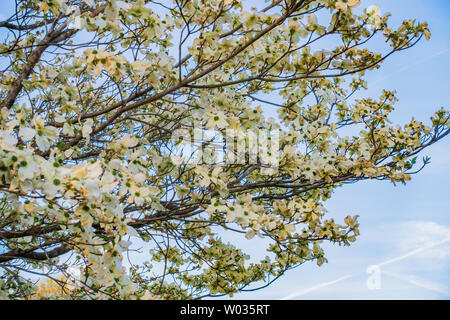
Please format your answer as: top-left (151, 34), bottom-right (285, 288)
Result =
top-left (382, 271), bottom-right (448, 295)
top-left (394, 221), bottom-right (450, 261)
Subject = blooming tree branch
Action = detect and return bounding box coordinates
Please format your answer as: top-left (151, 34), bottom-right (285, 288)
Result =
top-left (0, 0), bottom-right (448, 299)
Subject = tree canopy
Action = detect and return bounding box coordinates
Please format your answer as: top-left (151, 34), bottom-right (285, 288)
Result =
top-left (0, 0), bottom-right (448, 299)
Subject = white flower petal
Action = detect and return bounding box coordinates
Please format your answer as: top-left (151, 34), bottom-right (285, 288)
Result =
top-left (36, 135), bottom-right (51, 151)
top-left (86, 161), bottom-right (103, 179)
top-left (121, 134), bottom-right (139, 148)
top-left (82, 119), bottom-right (93, 138)
top-left (85, 179), bottom-right (101, 200)
top-left (19, 127), bottom-right (36, 141)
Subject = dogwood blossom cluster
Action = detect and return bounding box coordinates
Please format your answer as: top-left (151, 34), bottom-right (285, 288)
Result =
top-left (0, 0), bottom-right (447, 299)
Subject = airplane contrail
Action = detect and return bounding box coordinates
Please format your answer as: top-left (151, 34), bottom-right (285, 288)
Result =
top-left (280, 237), bottom-right (450, 299)
top-left (374, 237), bottom-right (450, 268)
top-left (279, 274), bottom-right (353, 300)
top-left (373, 47), bottom-right (450, 84)
top-left (381, 270), bottom-right (448, 295)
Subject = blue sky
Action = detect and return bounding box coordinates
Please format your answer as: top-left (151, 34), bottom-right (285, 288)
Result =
top-left (1, 0), bottom-right (449, 299)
